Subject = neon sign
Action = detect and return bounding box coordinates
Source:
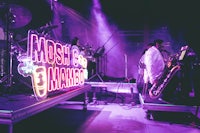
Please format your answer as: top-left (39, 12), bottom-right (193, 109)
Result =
top-left (18, 30), bottom-right (88, 100)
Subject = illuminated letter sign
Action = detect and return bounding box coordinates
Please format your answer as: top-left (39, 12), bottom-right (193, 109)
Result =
top-left (18, 31), bottom-right (88, 100)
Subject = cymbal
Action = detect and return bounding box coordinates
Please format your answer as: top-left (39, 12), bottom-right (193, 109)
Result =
top-left (3, 4), bottom-right (32, 29)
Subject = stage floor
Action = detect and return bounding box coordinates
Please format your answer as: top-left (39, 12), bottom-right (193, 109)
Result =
top-left (0, 84), bottom-right (91, 133)
top-left (139, 93), bottom-right (199, 120)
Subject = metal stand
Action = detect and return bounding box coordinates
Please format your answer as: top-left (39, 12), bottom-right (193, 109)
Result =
top-left (0, 4), bottom-right (15, 87)
top-left (0, 48), bottom-right (13, 87)
top-left (88, 56), bottom-right (104, 82)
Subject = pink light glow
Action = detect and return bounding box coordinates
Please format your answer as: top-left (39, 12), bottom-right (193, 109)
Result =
top-left (29, 33), bottom-right (71, 65)
top-left (47, 0), bottom-right (143, 78)
top-left (46, 0), bottom-right (177, 80)
top-left (50, 0), bottom-right (129, 77)
top-left (18, 32), bottom-right (87, 99)
top-left (47, 67), bottom-right (85, 92)
top-left (92, 0), bottom-right (115, 45)
top-left (91, 0), bottom-right (127, 77)
top-left (32, 66), bottom-right (48, 99)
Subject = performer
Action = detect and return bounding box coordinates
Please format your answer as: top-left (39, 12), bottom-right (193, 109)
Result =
top-left (142, 40), bottom-right (166, 98)
top-left (144, 40), bottom-right (165, 85)
top-left (137, 42), bottom-right (154, 93)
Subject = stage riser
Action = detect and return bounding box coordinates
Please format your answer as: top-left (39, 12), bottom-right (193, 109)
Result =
top-left (85, 82), bottom-right (137, 94)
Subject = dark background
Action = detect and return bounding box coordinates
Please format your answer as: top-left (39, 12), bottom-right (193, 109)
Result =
top-left (1, 0), bottom-right (199, 52)
top-left (58, 0), bottom-right (200, 52)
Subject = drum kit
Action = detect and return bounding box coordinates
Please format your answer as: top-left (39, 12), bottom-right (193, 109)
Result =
top-left (0, 1), bottom-right (101, 88)
top-left (0, 3), bottom-right (28, 86)
top-left (0, 2), bottom-right (57, 88)
top-left (0, 2), bottom-right (104, 90)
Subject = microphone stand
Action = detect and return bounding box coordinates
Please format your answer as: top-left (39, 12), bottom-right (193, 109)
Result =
top-left (88, 47), bottom-right (105, 82)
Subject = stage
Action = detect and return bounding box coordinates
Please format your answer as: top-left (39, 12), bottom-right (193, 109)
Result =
top-left (0, 84), bottom-right (91, 133)
top-left (139, 93), bottom-right (200, 120)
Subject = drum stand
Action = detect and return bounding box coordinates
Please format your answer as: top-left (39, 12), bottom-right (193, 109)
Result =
top-left (0, 5), bottom-right (15, 88)
top-left (0, 35), bottom-right (14, 88)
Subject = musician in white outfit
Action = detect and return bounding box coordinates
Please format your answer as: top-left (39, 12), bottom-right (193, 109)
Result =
top-left (142, 39), bottom-right (166, 98)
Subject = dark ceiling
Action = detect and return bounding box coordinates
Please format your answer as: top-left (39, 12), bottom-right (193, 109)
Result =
top-left (59, 0), bottom-right (200, 30)
top-left (1, 0), bottom-right (199, 33)
top-left (1, 0), bottom-right (199, 52)
top-left (1, 0), bottom-right (199, 32)
top-left (59, 0), bottom-right (200, 54)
